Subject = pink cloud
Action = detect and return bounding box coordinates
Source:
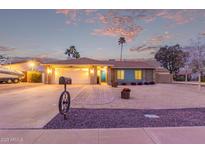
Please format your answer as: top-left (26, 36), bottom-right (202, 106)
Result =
top-left (93, 10), bottom-right (141, 41)
top-left (130, 32), bottom-right (172, 52)
top-left (93, 25), bottom-right (143, 41)
top-left (134, 10), bottom-right (196, 24)
top-left (98, 14), bottom-right (109, 24)
top-left (56, 9), bottom-right (73, 16)
top-left (200, 32), bottom-right (205, 36)
top-left (130, 46), bottom-right (158, 52)
top-left (158, 10), bottom-right (191, 24)
top-left (56, 9), bottom-right (78, 24)
top-left (55, 10), bottom-right (201, 41)
top-left (148, 32), bottom-right (172, 45)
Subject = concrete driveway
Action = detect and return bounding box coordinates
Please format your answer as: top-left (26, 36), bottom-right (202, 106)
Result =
top-left (0, 83), bottom-right (85, 128)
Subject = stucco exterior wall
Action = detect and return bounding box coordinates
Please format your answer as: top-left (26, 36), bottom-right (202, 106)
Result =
top-left (113, 68), bottom-right (154, 84)
top-left (155, 73), bottom-right (173, 83)
top-left (155, 67), bottom-right (173, 83)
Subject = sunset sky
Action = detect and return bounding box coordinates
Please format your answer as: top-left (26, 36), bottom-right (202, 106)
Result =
top-left (0, 9), bottom-right (205, 60)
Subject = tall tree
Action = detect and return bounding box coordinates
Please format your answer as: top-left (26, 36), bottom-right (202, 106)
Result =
top-left (65, 46), bottom-right (80, 59)
top-left (155, 44), bottom-right (187, 75)
top-left (186, 36), bottom-right (205, 87)
top-left (118, 37), bottom-right (126, 61)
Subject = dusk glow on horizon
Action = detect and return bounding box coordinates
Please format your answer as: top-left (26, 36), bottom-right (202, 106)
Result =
top-left (0, 9), bottom-right (205, 60)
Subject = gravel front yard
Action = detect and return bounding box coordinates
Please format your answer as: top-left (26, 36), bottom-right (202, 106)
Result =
top-left (44, 108), bottom-right (205, 129)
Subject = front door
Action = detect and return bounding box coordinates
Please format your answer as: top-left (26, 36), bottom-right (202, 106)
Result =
top-left (101, 70), bottom-right (106, 82)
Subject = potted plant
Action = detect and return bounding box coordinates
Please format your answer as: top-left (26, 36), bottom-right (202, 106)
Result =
top-left (121, 88), bottom-right (131, 99)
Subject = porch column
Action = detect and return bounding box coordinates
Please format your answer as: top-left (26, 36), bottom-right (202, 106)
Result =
top-left (51, 67), bottom-right (55, 84)
top-left (107, 66), bottom-right (112, 85)
top-left (45, 65), bottom-right (52, 84)
top-left (153, 69), bottom-right (156, 82)
top-left (90, 66), bottom-right (97, 84)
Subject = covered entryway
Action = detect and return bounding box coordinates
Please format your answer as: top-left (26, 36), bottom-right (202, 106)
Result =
top-left (54, 68), bottom-right (90, 84)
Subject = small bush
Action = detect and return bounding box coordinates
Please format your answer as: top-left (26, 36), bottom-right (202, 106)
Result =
top-left (137, 82), bottom-right (143, 85)
top-left (121, 82), bottom-right (127, 85)
top-left (149, 81), bottom-right (155, 85)
top-left (144, 82), bottom-right (150, 85)
top-left (131, 82), bottom-right (136, 85)
top-left (29, 71), bottom-right (42, 83)
top-left (174, 75), bottom-right (185, 81)
top-left (201, 76), bottom-right (205, 82)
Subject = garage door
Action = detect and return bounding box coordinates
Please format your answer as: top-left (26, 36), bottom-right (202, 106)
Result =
top-left (55, 68), bottom-right (90, 84)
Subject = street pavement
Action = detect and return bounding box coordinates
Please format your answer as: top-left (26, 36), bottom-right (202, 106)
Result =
top-left (1, 127), bottom-right (205, 144)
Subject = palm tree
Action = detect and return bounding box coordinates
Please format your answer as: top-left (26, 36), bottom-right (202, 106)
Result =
top-left (65, 46), bottom-right (80, 59)
top-left (118, 37), bottom-right (126, 61)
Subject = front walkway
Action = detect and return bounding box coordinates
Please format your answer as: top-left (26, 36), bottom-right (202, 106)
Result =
top-left (1, 126), bottom-right (205, 144)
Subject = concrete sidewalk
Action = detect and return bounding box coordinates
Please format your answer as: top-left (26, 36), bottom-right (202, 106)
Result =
top-left (1, 126), bottom-right (205, 144)
top-left (173, 81), bottom-right (205, 86)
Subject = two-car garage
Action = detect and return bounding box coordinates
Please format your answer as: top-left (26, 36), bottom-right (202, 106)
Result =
top-left (54, 68), bottom-right (90, 84)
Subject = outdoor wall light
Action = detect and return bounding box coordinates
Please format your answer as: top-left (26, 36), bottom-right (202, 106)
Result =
top-left (28, 61), bottom-right (36, 71)
top-left (47, 68), bottom-right (52, 74)
top-left (90, 68), bottom-right (94, 74)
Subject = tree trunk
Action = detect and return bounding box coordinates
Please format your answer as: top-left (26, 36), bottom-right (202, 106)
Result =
top-left (120, 44), bottom-right (123, 61)
top-left (185, 70), bottom-right (188, 83)
top-left (198, 71), bottom-right (201, 91)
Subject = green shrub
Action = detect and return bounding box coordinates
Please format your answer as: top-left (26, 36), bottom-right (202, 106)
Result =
top-left (174, 75), bottom-right (185, 81)
top-left (201, 76), bottom-right (205, 82)
top-left (30, 71), bottom-right (42, 83)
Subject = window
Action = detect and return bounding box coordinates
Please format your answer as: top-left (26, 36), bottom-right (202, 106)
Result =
top-left (135, 70), bottom-right (142, 80)
top-left (117, 70), bottom-right (124, 80)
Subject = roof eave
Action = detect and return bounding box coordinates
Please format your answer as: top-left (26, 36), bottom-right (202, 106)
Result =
top-left (41, 63), bottom-right (114, 66)
top-left (112, 67), bottom-right (156, 69)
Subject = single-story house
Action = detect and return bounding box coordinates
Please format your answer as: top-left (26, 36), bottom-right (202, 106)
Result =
top-left (42, 57), bottom-right (171, 85)
top-left (175, 67), bottom-right (205, 82)
top-left (2, 57), bottom-right (172, 85)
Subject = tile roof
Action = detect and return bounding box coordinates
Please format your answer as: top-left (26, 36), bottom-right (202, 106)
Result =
top-left (43, 57), bottom-right (109, 65)
top-left (108, 60), bottom-right (155, 69)
top-left (42, 57), bottom-right (156, 69)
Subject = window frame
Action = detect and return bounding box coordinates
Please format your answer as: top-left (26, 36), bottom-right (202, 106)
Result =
top-left (117, 70), bottom-right (124, 80)
top-left (135, 70), bottom-right (142, 80)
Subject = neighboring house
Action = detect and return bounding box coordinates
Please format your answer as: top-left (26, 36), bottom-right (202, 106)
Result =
top-left (2, 57), bottom-right (172, 85)
top-left (3, 59), bottom-right (41, 82)
top-left (175, 67), bottom-right (205, 81)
